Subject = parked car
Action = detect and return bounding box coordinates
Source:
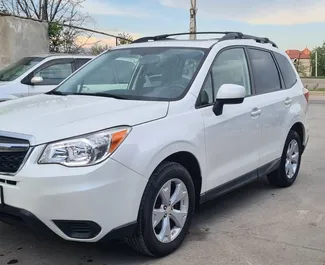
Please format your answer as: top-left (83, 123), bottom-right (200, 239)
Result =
top-left (0, 32), bottom-right (309, 257)
top-left (0, 54), bottom-right (94, 101)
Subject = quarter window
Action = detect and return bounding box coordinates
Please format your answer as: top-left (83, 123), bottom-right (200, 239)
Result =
top-left (211, 48), bottom-right (251, 97)
top-left (248, 49), bottom-right (281, 94)
top-left (198, 73), bottom-right (214, 106)
top-left (273, 52), bottom-right (297, 89)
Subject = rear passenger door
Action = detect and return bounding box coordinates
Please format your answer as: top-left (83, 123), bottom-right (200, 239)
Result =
top-left (247, 48), bottom-right (289, 170)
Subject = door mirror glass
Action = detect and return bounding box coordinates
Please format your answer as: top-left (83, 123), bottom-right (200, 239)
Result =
top-left (31, 76), bottom-right (44, 85)
top-left (213, 84), bottom-right (246, 116)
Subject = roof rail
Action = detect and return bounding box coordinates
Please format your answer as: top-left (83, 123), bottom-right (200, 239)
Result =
top-left (132, 32), bottom-right (239, 43)
top-left (132, 31), bottom-right (278, 48)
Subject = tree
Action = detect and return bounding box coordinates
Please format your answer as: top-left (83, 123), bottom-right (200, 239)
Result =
top-left (90, 42), bottom-right (111, 55)
top-left (0, 0), bottom-right (94, 53)
top-left (311, 41), bottom-right (325, 77)
top-left (117, 32), bottom-right (133, 45)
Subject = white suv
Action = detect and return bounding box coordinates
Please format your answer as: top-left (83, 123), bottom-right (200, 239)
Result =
top-left (0, 32), bottom-right (309, 257)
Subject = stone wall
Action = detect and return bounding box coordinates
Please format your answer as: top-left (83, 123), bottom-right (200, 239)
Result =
top-left (0, 15), bottom-right (49, 68)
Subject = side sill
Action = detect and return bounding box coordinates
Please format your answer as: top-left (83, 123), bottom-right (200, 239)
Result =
top-left (200, 158), bottom-right (281, 204)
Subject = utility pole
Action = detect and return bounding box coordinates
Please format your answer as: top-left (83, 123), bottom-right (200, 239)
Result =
top-left (189, 0), bottom-right (197, 40)
top-left (315, 50), bottom-right (318, 77)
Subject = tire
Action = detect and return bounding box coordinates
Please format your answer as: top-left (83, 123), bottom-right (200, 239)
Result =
top-left (127, 161), bottom-right (196, 257)
top-left (267, 130), bottom-right (302, 188)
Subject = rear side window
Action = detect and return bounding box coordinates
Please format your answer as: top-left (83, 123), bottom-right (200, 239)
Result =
top-left (273, 52), bottom-right (297, 89)
top-left (75, 59), bottom-right (91, 70)
top-left (248, 49), bottom-right (281, 94)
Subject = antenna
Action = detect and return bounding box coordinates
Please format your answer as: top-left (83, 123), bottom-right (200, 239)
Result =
top-left (189, 0), bottom-right (197, 40)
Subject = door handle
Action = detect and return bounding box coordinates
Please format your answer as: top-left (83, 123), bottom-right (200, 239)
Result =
top-left (251, 108), bottom-right (261, 118)
top-left (284, 97), bottom-right (292, 106)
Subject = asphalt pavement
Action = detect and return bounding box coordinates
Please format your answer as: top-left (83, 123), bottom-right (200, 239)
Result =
top-left (0, 103), bottom-right (325, 265)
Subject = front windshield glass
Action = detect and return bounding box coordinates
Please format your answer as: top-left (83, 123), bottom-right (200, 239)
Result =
top-left (55, 47), bottom-right (207, 101)
top-left (0, 57), bottom-right (44, 82)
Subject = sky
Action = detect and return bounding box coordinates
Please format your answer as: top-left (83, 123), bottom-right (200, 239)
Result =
top-left (81, 0), bottom-right (325, 51)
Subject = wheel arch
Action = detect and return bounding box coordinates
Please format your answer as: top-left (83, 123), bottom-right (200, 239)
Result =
top-left (160, 151), bottom-right (203, 206)
top-left (146, 144), bottom-right (205, 207)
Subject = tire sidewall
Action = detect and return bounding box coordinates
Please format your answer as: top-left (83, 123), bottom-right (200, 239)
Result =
top-left (141, 163), bottom-right (195, 257)
top-left (279, 130), bottom-right (302, 185)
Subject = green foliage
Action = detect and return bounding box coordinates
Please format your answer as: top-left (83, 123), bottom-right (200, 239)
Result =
top-left (311, 41), bottom-right (325, 76)
top-left (48, 22), bottom-right (64, 52)
top-left (117, 32), bottom-right (133, 45)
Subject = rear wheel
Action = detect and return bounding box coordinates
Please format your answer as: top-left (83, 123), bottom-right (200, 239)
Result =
top-left (127, 161), bottom-right (195, 257)
top-left (267, 130), bottom-right (302, 187)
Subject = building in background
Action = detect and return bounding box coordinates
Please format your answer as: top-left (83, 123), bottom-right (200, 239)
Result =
top-left (285, 48), bottom-right (312, 77)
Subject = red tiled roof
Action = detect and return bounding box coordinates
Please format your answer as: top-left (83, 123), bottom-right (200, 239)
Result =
top-left (286, 48), bottom-right (311, 59)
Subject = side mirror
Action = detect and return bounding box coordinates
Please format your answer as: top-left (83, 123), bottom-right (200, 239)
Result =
top-left (213, 84), bottom-right (246, 116)
top-left (30, 76), bottom-right (43, 85)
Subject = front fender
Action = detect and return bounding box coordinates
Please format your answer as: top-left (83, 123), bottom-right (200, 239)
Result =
top-left (111, 111), bottom-right (207, 191)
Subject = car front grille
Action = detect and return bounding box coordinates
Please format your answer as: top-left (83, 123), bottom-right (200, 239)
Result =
top-left (0, 136), bottom-right (30, 175)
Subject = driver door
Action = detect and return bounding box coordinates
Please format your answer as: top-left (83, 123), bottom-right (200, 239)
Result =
top-left (27, 59), bottom-right (75, 95)
top-left (197, 47), bottom-right (262, 194)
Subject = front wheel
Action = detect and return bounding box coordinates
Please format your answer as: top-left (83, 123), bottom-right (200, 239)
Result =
top-left (267, 130), bottom-right (302, 187)
top-left (127, 161), bottom-right (195, 257)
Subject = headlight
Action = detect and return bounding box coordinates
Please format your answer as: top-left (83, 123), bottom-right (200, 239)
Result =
top-left (38, 127), bottom-right (131, 167)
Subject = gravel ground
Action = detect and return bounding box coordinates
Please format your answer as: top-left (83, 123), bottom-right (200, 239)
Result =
top-left (0, 102), bottom-right (325, 265)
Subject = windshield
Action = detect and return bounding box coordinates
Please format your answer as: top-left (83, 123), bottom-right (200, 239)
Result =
top-left (54, 47), bottom-right (207, 101)
top-left (0, 57), bottom-right (44, 82)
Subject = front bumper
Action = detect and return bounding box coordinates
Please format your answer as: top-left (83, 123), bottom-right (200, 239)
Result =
top-left (0, 145), bottom-right (147, 242)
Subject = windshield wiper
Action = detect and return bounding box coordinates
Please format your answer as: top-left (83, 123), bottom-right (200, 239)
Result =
top-left (46, 90), bottom-right (68, 96)
top-left (74, 92), bottom-right (129, 100)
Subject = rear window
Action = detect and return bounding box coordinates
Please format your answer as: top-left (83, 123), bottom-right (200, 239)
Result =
top-left (273, 52), bottom-right (297, 89)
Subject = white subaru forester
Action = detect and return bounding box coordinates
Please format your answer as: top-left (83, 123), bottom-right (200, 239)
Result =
top-left (0, 32), bottom-right (309, 257)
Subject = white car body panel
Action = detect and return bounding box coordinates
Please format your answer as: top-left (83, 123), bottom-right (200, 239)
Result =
top-left (0, 94), bottom-right (168, 145)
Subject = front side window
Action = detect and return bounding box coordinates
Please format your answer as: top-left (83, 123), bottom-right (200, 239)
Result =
top-left (248, 49), bottom-right (281, 94)
top-left (54, 47), bottom-right (207, 101)
top-left (211, 48), bottom-right (251, 97)
top-left (0, 57), bottom-right (44, 82)
top-left (34, 62), bottom-right (73, 86)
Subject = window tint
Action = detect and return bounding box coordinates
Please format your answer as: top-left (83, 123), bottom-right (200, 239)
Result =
top-left (34, 62), bottom-right (73, 85)
top-left (75, 59), bottom-right (91, 69)
top-left (198, 73), bottom-right (214, 106)
top-left (248, 49), bottom-right (281, 94)
top-left (211, 48), bottom-right (251, 97)
top-left (273, 52), bottom-right (297, 88)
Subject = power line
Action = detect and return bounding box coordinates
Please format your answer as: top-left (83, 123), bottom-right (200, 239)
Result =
top-left (0, 12), bottom-right (130, 44)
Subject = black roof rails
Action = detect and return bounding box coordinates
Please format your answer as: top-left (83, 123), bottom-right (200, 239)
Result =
top-left (132, 32), bottom-right (239, 43)
top-left (132, 31), bottom-right (278, 48)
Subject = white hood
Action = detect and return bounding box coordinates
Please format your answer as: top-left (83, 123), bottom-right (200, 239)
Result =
top-left (0, 94), bottom-right (169, 145)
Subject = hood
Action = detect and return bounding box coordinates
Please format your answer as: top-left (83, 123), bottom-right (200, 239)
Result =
top-left (0, 94), bottom-right (169, 145)
top-left (0, 82), bottom-right (8, 86)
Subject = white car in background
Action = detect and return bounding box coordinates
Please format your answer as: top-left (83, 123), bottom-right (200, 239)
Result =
top-left (0, 54), bottom-right (93, 101)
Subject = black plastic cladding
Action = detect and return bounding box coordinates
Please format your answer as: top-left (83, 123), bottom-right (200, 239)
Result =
top-left (132, 32), bottom-right (278, 48)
